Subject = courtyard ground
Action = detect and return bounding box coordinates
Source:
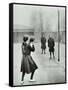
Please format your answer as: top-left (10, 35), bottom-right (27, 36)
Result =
top-left (13, 42), bottom-right (66, 86)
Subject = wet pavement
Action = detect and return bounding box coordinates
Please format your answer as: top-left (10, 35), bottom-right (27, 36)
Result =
top-left (13, 42), bottom-right (65, 86)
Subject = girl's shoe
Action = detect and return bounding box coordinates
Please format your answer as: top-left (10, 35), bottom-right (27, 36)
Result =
top-left (21, 80), bottom-right (24, 84)
top-left (29, 79), bottom-right (36, 82)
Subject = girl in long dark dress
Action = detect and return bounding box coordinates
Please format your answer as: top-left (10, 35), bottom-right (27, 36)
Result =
top-left (21, 37), bottom-right (38, 83)
top-left (21, 36), bottom-right (28, 83)
top-left (41, 34), bottom-right (46, 54)
top-left (28, 38), bottom-right (38, 81)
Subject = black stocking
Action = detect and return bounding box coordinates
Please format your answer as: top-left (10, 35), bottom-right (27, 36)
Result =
top-left (50, 52), bottom-right (51, 59)
top-left (42, 49), bottom-right (43, 54)
top-left (21, 71), bottom-right (25, 81)
top-left (30, 71), bottom-right (35, 80)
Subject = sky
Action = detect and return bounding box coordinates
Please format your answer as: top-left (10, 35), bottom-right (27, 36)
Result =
top-left (13, 4), bottom-right (65, 32)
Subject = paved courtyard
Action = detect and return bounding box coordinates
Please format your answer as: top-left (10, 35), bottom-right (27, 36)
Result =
top-left (13, 42), bottom-right (65, 86)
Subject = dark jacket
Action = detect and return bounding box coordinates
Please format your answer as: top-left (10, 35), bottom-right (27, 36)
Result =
top-left (27, 44), bottom-right (35, 55)
top-left (22, 42), bottom-right (27, 55)
top-left (48, 37), bottom-right (55, 52)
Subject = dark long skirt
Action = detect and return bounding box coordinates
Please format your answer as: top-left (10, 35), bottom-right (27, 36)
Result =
top-left (21, 55), bottom-right (38, 74)
top-left (41, 44), bottom-right (46, 49)
top-left (49, 47), bottom-right (54, 52)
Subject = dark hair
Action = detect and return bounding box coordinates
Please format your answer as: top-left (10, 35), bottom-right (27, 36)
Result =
top-left (29, 38), bottom-right (35, 42)
top-left (23, 36), bottom-right (28, 42)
